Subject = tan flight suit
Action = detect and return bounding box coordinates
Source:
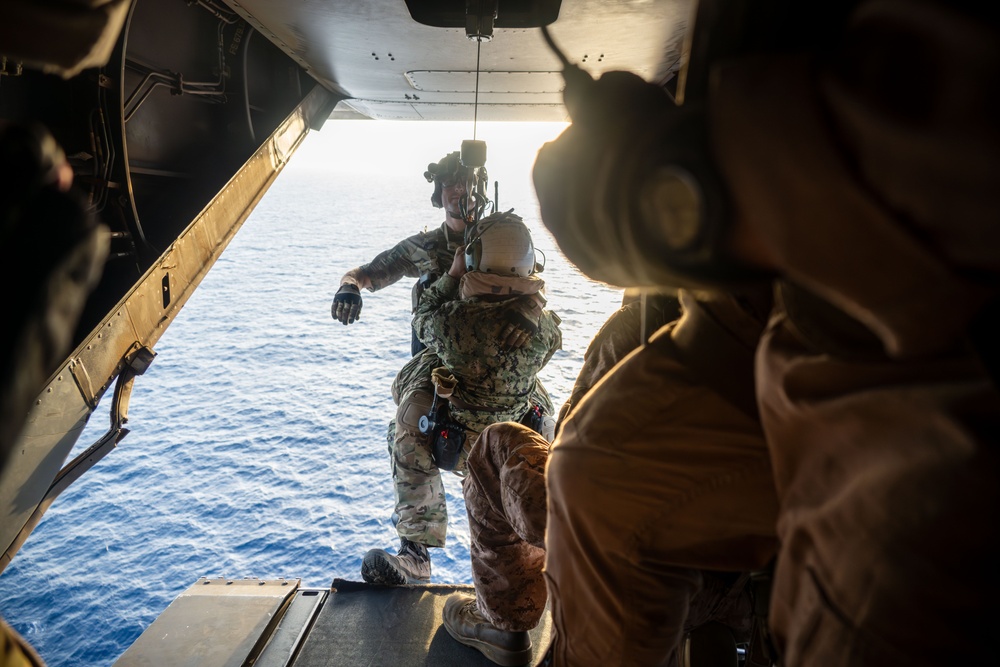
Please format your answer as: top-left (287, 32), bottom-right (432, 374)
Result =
top-left (707, 4), bottom-right (1000, 663)
top-left (1, 618), bottom-right (44, 667)
top-left (555, 293), bottom-right (680, 432)
top-left (546, 289), bottom-right (778, 666)
top-left (535, 3), bottom-right (999, 664)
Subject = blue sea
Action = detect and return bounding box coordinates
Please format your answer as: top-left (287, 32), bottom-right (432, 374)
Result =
top-left (0, 122), bottom-right (624, 665)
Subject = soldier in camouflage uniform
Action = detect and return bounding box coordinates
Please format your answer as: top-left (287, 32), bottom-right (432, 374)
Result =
top-left (331, 151), bottom-right (470, 344)
top-left (361, 212), bottom-right (561, 589)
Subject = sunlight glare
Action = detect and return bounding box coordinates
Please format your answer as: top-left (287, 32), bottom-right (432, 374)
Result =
top-left (291, 120), bottom-right (569, 180)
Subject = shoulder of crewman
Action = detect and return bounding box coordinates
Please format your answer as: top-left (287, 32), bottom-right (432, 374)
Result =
top-left (411, 223), bottom-right (453, 249)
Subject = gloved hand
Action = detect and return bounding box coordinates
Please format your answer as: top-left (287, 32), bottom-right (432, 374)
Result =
top-left (448, 245), bottom-right (467, 279)
top-left (533, 69), bottom-right (739, 288)
top-left (331, 284), bottom-right (363, 325)
top-left (498, 303), bottom-right (540, 351)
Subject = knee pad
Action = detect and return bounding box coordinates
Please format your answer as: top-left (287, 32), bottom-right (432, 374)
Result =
top-left (397, 390), bottom-right (434, 434)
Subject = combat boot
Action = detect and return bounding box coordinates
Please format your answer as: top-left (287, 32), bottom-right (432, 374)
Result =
top-left (443, 593), bottom-right (532, 666)
top-left (361, 537), bottom-right (431, 585)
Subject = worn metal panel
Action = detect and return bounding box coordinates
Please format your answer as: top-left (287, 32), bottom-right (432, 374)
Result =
top-left (115, 578), bottom-right (300, 667)
top-left (255, 589), bottom-right (328, 667)
top-left (404, 70), bottom-right (564, 94)
top-left (292, 581), bottom-right (552, 667)
top-left (340, 99), bottom-right (565, 122)
top-left (226, 0), bottom-right (693, 120)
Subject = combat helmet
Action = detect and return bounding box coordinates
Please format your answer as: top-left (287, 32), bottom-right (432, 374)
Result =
top-left (423, 151), bottom-right (470, 209)
top-left (464, 212), bottom-right (536, 277)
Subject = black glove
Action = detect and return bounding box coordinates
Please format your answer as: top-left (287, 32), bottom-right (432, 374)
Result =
top-left (331, 284), bottom-right (363, 325)
top-left (533, 69), bottom-right (743, 288)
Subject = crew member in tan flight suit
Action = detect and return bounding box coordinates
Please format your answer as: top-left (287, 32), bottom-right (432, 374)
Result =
top-left (532, 1), bottom-right (1000, 665)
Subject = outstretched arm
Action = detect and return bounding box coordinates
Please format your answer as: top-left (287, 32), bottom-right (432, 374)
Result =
top-left (331, 237), bottom-right (423, 325)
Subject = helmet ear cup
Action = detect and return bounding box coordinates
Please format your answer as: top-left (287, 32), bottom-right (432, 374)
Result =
top-left (431, 180), bottom-right (443, 208)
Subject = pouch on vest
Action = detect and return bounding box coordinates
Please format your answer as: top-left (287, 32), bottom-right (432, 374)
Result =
top-left (520, 403), bottom-right (556, 442)
top-left (520, 403), bottom-right (547, 434)
top-left (418, 396), bottom-right (467, 471)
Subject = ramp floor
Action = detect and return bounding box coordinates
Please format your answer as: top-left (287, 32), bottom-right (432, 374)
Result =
top-left (293, 579), bottom-right (552, 666)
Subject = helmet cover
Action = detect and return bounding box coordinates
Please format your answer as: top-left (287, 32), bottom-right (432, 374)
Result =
top-left (464, 212), bottom-right (535, 277)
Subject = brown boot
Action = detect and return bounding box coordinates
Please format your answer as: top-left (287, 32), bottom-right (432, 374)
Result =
top-left (442, 593), bottom-right (532, 666)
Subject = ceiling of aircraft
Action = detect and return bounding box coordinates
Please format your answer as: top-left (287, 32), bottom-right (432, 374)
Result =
top-left (224, 0), bottom-right (692, 121)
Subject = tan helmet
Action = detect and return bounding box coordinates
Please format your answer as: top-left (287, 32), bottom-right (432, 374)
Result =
top-left (464, 212), bottom-right (535, 277)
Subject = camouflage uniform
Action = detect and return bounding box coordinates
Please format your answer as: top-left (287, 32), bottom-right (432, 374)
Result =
top-left (463, 422), bottom-right (549, 633)
top-left (340, 222), bottom-right (461, 544)
top-left (340, 222), bottom-right (462, 295)
top-left (390, 272), bottom-right (561, 547)
top-left (340, 223), bottom-right (464, 537)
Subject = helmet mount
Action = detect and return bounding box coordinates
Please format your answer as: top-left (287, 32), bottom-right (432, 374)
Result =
top-left (424, 145), bottom-right (494, 222)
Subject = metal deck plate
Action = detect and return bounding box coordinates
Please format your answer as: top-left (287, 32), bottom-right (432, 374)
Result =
top-left (293, 579), bottom-right (552, 666)
top-left (115, 578), bottom-right (299, 667)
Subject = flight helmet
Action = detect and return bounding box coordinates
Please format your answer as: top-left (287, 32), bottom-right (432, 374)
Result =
top-left (464, 213), bottom-right (536, 277)
top-left (424, 151), bottom-right (469, 208)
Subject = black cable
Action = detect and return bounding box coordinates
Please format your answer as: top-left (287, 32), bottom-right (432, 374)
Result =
top-left (473, 38), bottom-right (481, 140)
top-left (540, 25), bottom-right (571, 68)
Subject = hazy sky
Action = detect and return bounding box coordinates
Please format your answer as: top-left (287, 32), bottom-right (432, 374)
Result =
top-left (291, 120), bottom-right (569, 182)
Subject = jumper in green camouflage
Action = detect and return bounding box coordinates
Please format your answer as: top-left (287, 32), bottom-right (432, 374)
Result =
top-left (385, 273), bottom-right (560, 547)
top-left (413, 273), bottom-right (562, 434)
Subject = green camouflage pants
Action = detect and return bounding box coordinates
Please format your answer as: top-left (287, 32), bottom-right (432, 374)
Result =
top-left (387, 349), bottom-right (555, 547)
top-left (387, 386), bottom-right (470, 547)
top-left (388, 350), bottom-right (469, 547)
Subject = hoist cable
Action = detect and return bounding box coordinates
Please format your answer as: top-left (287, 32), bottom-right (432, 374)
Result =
top-left (473, 38), bottom-right (482, 140)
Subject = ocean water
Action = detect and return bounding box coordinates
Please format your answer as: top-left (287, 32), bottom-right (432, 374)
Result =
top-left (0, 123), bottom-right (624, 665)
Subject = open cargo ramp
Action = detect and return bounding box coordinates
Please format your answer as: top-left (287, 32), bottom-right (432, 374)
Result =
top-left (115, 577), bottom-right (552, 666)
